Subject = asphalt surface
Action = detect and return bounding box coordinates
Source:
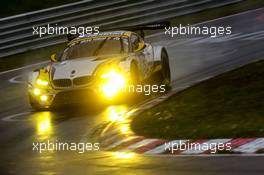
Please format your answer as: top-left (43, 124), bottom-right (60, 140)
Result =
top-left (0, 8), bottom-right (264, 175)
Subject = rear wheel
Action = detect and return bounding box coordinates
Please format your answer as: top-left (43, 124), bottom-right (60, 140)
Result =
top-left (161, 49), bottom-right (171, 90)
top-left (130, 62), bottom-right (140, 86)
top-left (129, 62), bottom-right (143, 100)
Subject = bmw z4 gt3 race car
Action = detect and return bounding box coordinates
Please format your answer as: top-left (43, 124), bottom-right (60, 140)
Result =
top-left (28, 30), bottom-right (171, 110)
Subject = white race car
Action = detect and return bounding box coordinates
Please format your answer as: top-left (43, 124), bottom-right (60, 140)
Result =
top-left (28, 30), bottom-right (171, 110)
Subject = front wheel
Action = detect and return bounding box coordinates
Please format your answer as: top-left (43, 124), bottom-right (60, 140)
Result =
top-left (29, 95), bottom-right (47, 111)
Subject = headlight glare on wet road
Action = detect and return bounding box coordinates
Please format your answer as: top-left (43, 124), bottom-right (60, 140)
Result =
top-left (112, 152), bottom-right (135, 159)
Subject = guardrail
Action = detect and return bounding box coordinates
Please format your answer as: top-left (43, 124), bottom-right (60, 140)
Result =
top-left (0, 0), bottom-right (242, 58)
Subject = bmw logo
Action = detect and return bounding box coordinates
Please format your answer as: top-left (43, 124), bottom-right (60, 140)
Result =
top-left (70, 70), bottom-right (76, 77)
top-left (71, 70), bottom-right (76, 74)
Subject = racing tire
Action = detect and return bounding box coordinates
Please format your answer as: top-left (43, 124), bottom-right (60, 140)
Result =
top-left (129, 62), bottom-right (143, 99)
top-left (130, 62), bottom-right (140, 86)
top-left (29, 95), bottom-right (45, 111)
top-left (161, 49), bottom-right (171, 91)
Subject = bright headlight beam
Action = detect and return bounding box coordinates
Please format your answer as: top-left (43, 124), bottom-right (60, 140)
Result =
top-left (101, 70), bottom-right (126, 98)
top-left (33, 88), bottom-right (41, 95)
top-left (40, 95), bottom-right (48, 101)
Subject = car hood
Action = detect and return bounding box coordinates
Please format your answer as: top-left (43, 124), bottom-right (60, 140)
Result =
top-left (51, 56), bottom-right (126, 80)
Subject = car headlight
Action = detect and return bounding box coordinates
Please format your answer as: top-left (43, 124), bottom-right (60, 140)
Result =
top-left (33, 88), bottom-right (41, 95)
top-left (40, 95), bottom-right (48, 101)
top-left (100, 70), bottom-right (126, 98)
top-left (36, 78), bottom-right (49, 86)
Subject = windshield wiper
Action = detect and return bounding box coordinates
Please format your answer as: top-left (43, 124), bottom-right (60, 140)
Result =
top-left (93, 38), bottom-right (108, 56)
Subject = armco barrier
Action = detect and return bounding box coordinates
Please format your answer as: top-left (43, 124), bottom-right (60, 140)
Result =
top-left (0, 0), bottom-right (242, 58)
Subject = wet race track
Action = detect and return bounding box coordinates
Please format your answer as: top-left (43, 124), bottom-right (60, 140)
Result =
top-left (0, 8), bottom-right (264, 175)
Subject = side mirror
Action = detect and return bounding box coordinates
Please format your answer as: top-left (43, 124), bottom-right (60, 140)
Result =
top-left (134, 42), bottom-right (145, 52)
top-left (50, 53), bottom-right (58, 62)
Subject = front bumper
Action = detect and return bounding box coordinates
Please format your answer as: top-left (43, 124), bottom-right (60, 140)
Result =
top-left (51, 88), bottom-right (97, 106)
top-left (28, 69), bottom-right (131, 108)
top-left (28, 85), bottom-right (99, 108)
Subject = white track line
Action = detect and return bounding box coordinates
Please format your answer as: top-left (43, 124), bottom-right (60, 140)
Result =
top-left (1, 111), bottom-right (32, 122)
top-left (8, 74), bottom-right (26, 84)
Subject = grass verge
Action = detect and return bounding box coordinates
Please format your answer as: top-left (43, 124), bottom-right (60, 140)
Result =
top-left (131, 59), bottom-right (264, 139)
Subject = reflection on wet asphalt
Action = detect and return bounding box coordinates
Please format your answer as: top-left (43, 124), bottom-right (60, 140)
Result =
top-left (1, 8), bottom-right (264, 175)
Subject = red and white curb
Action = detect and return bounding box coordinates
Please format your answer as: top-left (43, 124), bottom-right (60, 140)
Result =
top-left (101, 136), bottom-right (264, 155)
top-left (93, 83), bottom-right (264, 155)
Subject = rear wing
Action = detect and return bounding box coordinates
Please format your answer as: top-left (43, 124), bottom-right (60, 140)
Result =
top-left (110, 21), bottom-right (171, 38)
top-left (67, 22), bottom-right (171, 42)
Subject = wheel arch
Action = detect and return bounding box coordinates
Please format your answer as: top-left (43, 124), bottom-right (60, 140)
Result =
top-left (153, 46), bottom-right (168, 62)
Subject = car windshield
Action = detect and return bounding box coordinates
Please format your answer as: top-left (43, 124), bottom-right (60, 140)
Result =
top-left (61, 37), bottom-right (129, 60)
